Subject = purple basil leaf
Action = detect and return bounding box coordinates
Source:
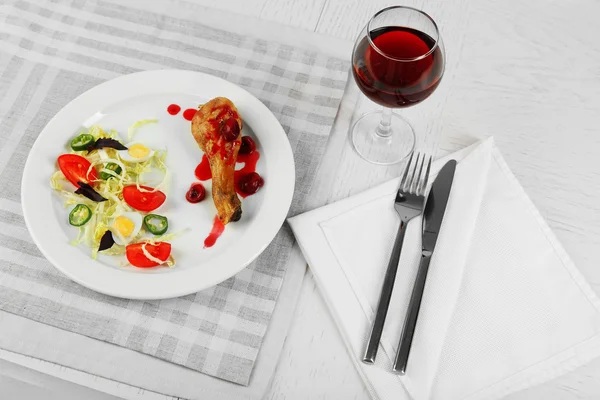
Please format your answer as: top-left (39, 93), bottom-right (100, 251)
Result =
top-left (87, 138), bottom-right (128, 153)
top-left (98, 230), bottom-right (115, 251)
top-left (75, 182), bottom-right (107, 202)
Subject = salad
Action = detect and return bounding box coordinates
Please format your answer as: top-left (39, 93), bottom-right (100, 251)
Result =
top-left (50, 121), bottom-right (177, 268)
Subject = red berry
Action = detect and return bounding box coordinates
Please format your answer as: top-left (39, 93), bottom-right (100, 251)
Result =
top-left (240, 172), bottom-right (264, 195)
top-left (220, 117), bottom-right (240, 141)
top-left (239, 136), bottom-right (256, 155)
top-left (186, 183), bottom-right (206, 203)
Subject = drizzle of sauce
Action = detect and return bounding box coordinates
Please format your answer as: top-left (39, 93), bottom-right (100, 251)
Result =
top-left (204, 216), bottom-right (225, 248)
top-left (234, 151), bottom-right (262, 197)
top-left (167, 104), bottom-right (181, 115)
top-left (194, 154), bottom-right (212, 181)
top-left (183, 108), bottom-right (197, 121)
top-left (204, 107), bottom-right (240, 166)
top-left (206, 108), bottom-right (237, 138)
top-left (236, 151), bottom-right (260, 176)
top-left (194, 151), bottom-right (262, 197)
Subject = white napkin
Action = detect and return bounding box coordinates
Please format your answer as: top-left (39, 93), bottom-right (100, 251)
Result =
top-left (288, 139), bottom-right (600, 400)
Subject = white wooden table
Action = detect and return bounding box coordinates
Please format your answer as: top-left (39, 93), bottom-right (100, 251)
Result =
top-left (5, 0), bottom-right (600, 399)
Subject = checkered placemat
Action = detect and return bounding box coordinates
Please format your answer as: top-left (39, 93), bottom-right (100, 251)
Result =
top-left (0, 0), bottom-right (349, 385)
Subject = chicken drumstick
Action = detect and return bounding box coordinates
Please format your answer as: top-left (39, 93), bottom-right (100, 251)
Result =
top-left (191, 97), bottom-right (242, 224)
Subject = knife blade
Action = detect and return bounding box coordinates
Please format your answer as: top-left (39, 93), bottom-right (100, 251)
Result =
top-left (422, 160), bottom-right (457, 253)
top-left (392, 159), bottom-right (457, 374)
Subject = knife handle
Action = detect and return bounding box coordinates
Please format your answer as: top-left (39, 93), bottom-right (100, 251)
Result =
top-left (393, 253), bottom-right (432, 374)
top-left (362, 220), bottom-right (406, 364)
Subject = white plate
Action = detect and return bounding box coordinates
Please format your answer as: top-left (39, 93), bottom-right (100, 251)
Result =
top-left (21, 70), bottom-right (295, 300)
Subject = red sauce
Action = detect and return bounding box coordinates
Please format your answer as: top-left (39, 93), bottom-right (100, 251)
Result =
top-left (236, 151), bottom-right (260, 176)
top-left (194, 151), bottom-right (263, 196)
top-left (194, 154), bottom-right (212, 181)
top-left (167, 104), bottom-right (181, 115)
top-left (203, 107), bottom-right (241, 166)
top-left (208, 136), bottom-right (238, 166)
top-left (204, 216), bottom-right (225, 248)
top-left (183, 108), bottom-right (197, 121)
top-left (206, 108), bottom-right (237, 138)
top-left (234, 152), bottom-right (263, 197)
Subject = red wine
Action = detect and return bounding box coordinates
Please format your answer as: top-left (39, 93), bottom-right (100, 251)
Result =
top-left (352, 26), bottom-right (444, 108)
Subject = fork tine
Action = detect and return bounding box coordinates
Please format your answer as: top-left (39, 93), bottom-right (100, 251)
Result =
top-left (403, 153), bottom-right (417, 192)
top-left (413, 154), bottom-right (426, 194)
top-left (400, 152), bottom-right (414, 191)
top-left (418, 155), bottom-right (432, 196)
top-left (407, 153), bottom-right (422, 193)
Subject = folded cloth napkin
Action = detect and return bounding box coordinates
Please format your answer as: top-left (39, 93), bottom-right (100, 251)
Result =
top-left (289, 138), bottom-right (600, 400)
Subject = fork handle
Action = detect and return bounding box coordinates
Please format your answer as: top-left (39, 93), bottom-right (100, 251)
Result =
top-left (392, 252), bottom-right (432, 374)
top-left (362, 220), bottom-right (407, 364)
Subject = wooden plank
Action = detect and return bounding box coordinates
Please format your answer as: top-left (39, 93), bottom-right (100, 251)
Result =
top-left (260, 0), bottom-right (326, 30)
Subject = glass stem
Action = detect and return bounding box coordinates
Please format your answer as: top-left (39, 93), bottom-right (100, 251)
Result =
top-left (376, 107), bottom-right (393, 138)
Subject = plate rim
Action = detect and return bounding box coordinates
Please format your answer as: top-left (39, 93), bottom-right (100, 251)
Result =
top-left (21, 69), bottom-right (295, 300)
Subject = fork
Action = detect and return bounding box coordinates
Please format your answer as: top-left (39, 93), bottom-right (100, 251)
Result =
top-left (362, 152), bottom-right (432, 364)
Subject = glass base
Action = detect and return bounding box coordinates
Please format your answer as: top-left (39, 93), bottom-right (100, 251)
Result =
top-left (351, 111), bottom-right (415, 165)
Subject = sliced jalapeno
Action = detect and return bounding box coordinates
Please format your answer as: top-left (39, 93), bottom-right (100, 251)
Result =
top-left (70, 134), bottom-right (95, 151)
top-left (99, 162), bottom-right (122, 180)
top-left (143, 214), bottom-right (169, 235)
top-left (69, 204), bottom-right (92, 227)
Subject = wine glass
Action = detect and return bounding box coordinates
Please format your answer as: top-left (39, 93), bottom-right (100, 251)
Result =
top-left (351, 6), bottom-right (445, 165)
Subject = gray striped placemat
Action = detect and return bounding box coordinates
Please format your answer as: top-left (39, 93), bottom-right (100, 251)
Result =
top-left (0, 0), bottom-right (349, 386)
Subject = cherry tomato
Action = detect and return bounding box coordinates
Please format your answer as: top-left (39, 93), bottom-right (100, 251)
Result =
top-left (123, 185), bottom-right (166, 212)
top-left (126, 242), bottom-right (171, 268)
top-left (57, 154), bottom-right (98, 187)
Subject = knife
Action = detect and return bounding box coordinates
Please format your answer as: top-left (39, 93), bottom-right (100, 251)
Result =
top-left (392, 159), bottom-right (457, 375)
